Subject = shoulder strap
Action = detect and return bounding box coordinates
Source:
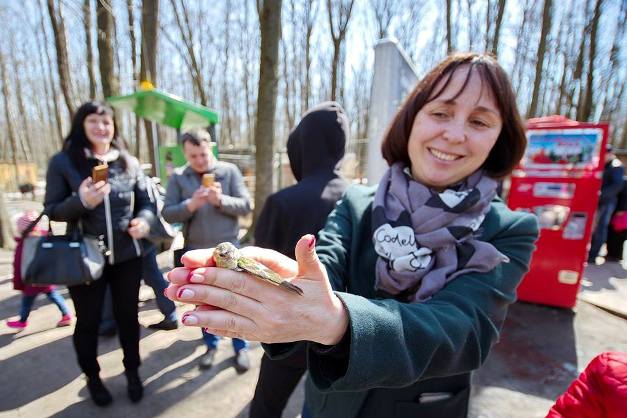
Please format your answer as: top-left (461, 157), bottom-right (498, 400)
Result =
top-left (20, 212), bottom-right (47, 239)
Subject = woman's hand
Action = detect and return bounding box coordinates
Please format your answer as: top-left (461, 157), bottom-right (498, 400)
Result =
top-left (79, 177), bottom-right (111, 208)
top-left (165, 235), bottom-right (349, 346)
top-left (128, 217), bottom-right (150, 239)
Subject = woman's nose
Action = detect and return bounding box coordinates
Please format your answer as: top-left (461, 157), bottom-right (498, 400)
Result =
top-left (442, 120), bottom-right (465, 143)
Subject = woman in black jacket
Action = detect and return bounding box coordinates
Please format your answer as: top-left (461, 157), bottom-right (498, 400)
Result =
top-left (44, 102), bottom-right (155, 406)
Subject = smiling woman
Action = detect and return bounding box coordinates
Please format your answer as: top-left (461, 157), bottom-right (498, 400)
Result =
top-left (165, 53), bottom-right (539, 418)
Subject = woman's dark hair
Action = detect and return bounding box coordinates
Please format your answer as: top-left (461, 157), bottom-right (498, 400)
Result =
top-left (381, 53), bottom-right (526, 179)
top-left (63, 101), bottom-right (129, 176)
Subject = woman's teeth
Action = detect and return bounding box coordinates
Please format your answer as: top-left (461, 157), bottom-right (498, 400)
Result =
top-left (430, 148), bottom-right (459, 161)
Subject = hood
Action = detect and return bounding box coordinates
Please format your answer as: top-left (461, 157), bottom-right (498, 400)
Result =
top-left (287, 101), bottom-right (349, 181)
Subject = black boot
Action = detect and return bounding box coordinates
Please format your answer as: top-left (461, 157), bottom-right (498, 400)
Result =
top-left (125, 369), bottom-right (144, 403)
top-left (86, 376), bottom-right (113, 407)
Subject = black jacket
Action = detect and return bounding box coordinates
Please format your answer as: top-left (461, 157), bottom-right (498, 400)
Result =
top-left (255, 102), bottom-right (349, 258)
top-left (44, 150), bottom-right (156, 265)
top-left (599, 158), bottom-right (624, 205)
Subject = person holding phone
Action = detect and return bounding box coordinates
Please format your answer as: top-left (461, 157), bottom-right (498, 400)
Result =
top-left (162, 129), bottom-right (252, 373)
top-left (44, 101), bottom-right (155, 407)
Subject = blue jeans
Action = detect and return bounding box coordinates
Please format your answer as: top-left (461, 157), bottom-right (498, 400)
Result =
top-left (101, 247), bottom-right (177, 331)
top-left (20, 289), bottom-right (69, 322)
top-left (589, 200), bottom-right (617, 260)
top-left (202, 328), bottom-right (248, 353)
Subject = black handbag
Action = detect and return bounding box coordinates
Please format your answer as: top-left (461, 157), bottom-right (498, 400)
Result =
top-left (21, 212), bottom-right (105, 287)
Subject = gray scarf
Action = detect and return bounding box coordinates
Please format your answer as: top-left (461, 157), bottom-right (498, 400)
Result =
top-left (372, 162), bottom-right (509, 302)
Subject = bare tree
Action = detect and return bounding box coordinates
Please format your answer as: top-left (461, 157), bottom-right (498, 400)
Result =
top-left (140, 0), bottom-right (159, 175)
top-left (527, 0), bottom-right (553, 118)
top-left (446, 0), bottom-right (453, 53)
top-left (252, 0), bottom-right (282, 230)
top-left (38, 0), bottom-right (64, 145)
top-left (126, 0), bottom-right (143, 158)
top-left (327, 0), bottom-right (354, 102)
top-left (370, 0), bottom-right (399, 39)
top-left (84, 0), bottom-right (97, 98)
top-left (46, 0), bottom-right (75, 116)
top-left (97, 0), bottom-right (119, 98)
top-left (170, 0), bottom-right (208, 105)
top-left (302, 0), bottom-right (316, 110)
top-left (0, 52), bottom-right (20, 180)
top-left (578, 0), bottom-right (603, 121)
top-left (491, 0), bottom-right (506, 56)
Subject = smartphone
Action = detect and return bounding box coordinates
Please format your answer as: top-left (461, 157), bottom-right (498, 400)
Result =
top-left (202, 173), bottom-right (215, 187)
top-left (92, 164), bottom-right (109, 183)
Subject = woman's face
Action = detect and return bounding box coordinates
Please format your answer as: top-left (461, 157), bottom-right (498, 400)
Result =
top-left (84, 113), bottom-right (114, 151)
top-left (407, 68), bottom-right (503, 189)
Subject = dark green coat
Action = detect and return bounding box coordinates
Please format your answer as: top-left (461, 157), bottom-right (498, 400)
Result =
top-left (266, 185), bottom-right (538, 418)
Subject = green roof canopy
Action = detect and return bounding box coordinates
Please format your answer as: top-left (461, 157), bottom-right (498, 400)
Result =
top-left (107, 88), bottom-right (219, 130)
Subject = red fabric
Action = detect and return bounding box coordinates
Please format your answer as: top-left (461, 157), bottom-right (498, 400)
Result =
top-left (547, 352), bottom-right (627, 418)
top-left (12, 237), bottom-right (54, 296)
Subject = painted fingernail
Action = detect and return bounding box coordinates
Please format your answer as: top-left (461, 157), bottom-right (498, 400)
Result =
top-left (190, 274), bottom-right (204, 283)
top-left (177, 288), bottom-right (195, 299)
top-left (202, 327), bottom-right (209, 333)
top-left (308, 235), bottom-right (316, 250)
top-left (181, 313), bottom-right (198, 325)
top-left (186, 270), bottom-right (194, 282)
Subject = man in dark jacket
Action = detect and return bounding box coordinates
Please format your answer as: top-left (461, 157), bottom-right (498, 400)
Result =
top-left (249, 102), bottom-right (349, 418)
top-left (589, 144), bottom-right (624, 263)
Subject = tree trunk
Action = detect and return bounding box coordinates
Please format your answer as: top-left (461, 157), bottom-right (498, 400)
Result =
top-left (446, 0), bottom-right (453, 53)
top-left (0, 189), bottom-right (14, 249)
top-left (97, 0), bottom-right (119, 98)
top-left (326, 0), bottom-right (354, 102)
top-left (84, 0), bottom-right (97, 99)
top-left (38, 0), bottom-right (64, 146)
top-left (252, 0), bottom-right (282, 233)
top-left (527, 0), bottom-right (552, 119)
top-left (491, 0), bottom-right (506, 56)
top-left (302, 1), bottom-right (315, 111)
top-left (579, 0), bottom-right (603, 121)
top-left (0, 53), bottom-right (20, 182)
top-left (140, 0), bottom-right (160, 176)
top-left (46, 0), bottom-right (75, 116)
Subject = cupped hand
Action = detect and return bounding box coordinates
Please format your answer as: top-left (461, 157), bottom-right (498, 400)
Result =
top-left (207, 183), bottom-right (222, 207)
top-left (165, 235), bottom-right (349, 345)
top-left (186, 187), bottom-right (209, 212)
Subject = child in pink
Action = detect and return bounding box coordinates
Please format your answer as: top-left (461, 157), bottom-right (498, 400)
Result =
top-left (6, 210), bottom-right (72, 329)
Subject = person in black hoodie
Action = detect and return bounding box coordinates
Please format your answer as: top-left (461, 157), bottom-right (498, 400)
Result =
top-left (44, 102), bottom-right (155, 406)
top-left (249, 101), bottom-right (349, 418)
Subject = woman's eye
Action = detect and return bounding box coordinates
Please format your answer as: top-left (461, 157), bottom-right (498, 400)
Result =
top-left (471, 119), bottom-right (489, 128)
top-left (432, 112), bottom-right (448, 119)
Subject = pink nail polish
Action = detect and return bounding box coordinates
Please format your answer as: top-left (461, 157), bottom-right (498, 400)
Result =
top-left (177, 288), bottom-right (186, 299)
top-left (186, 270), bottom-right (194, 282)
top-left (308, 235), bottom-right (316, 249)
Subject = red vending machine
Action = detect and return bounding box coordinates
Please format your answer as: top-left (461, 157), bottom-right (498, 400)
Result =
top-left (507, 116), bottom-right (609, 308)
